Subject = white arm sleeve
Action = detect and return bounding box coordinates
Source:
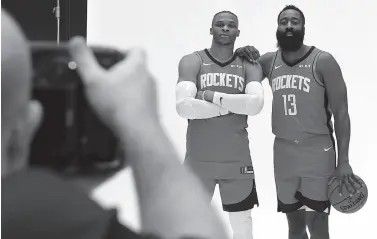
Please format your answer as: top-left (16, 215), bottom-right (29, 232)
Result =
top-left (176, 81), bottom-right (228, 119)
top-left (212, 81), bottom-right (264, 116)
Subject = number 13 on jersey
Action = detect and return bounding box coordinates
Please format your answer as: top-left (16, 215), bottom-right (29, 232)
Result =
top-left (282, 94), bottom-right (297, 115)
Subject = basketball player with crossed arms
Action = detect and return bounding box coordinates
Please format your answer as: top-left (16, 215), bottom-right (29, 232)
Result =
top-left (176, 11), bottom-right (264, 239)
top-left (236, 5), bottom-right (360, 239)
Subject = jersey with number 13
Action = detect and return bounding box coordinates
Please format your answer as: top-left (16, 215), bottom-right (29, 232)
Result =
top-left (268, 47), bottom-right (333, 141)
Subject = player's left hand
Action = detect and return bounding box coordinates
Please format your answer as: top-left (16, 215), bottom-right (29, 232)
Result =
top-left (235, 45), bottom-right (260, 63)
top-left (333, 161), bottom-right (361, 196)
top-left (195, 90), bottom-right (205, 100)
top-left (196, 90), bottom-right (214, 102)
top-left (196, 90), bottom-right (230, 116)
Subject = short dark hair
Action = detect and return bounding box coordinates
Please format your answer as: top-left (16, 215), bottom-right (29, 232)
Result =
top-left (212, 11), bottom-right (238, 25)
top-left (277, 5), bottom-right (305, 26)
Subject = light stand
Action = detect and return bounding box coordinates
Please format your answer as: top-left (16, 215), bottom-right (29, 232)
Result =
top-left (52, 0), bottom-right (61, 44)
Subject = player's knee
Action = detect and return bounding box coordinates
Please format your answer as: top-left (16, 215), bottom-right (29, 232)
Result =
top-left (286, 211), bottom-right (307, 235)
top-left (229, 210), bottom-right (253, 237)
top-left (306, 212), bottom-right (329, 239)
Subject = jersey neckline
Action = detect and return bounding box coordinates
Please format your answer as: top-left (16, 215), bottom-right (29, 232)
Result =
top-left (204, 49), bottom-right (237, 67)
top-left (281, 46), bottom-right (316, 67)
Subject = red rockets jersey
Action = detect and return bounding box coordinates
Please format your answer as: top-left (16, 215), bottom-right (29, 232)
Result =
top-left (268, 47), bottom-right (333, 141)
top-left (184, 49), bottom-right (254, 179)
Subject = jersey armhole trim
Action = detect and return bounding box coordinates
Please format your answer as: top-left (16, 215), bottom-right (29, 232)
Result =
top-left (242, 59), bottom-right (248, 93)
top-left (194, 51), bottom-right (203, 64)
top-left (312, 51), bottom-right (325, 87)
top-left (268, 51), bottom-right (279, 80)
top-left (194, 51), bottom-right (203, 78)
top-left (243, 58), bottom-right (246, 78)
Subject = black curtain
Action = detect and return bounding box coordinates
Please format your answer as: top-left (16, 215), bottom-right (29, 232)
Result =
top-left (2, 0), bottom-right (87, 41)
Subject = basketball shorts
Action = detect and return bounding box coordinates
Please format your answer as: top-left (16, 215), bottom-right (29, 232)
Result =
top-left (273, 135), bottom-right (336, 214)
top-left (184, 161), bottom-right (259, 212)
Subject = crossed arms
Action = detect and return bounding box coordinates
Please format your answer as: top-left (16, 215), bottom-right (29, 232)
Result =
top-left (176, 53), bottom-right (264, 120)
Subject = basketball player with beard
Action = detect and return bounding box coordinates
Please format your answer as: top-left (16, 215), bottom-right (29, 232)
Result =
top-left (235, 5), bottom-right (360, 239)
top-left (176, 11), bottom-right (264, 239)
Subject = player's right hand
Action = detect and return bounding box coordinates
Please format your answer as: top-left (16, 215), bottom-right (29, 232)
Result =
top-left (219, 107), bottom-right (230, 116)
top-left (235, 45), bottom-right (260, 64)
top-left (333, 162), bottom-right (361, 196)
top-left (68, 36), bottom-right (159, 131)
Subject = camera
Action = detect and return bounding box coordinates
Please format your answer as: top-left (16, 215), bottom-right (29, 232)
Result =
top-left (29, 41), bottom-right (126, 176)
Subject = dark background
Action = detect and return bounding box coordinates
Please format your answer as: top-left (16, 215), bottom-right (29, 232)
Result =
top-left (2, 0), bottom-right (88, 41)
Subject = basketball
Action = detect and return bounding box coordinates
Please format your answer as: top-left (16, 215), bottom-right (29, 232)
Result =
top-left (328, 175), bottom-right (368, 213)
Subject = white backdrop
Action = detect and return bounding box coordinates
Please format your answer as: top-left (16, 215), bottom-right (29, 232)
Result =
top-left (88, 0), bottom-right (377, 238)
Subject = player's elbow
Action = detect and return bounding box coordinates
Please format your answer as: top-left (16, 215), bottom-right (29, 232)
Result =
top-left (333, 103), bottom-right (349, 123)
top-left (255, 96), bottom-right (264, 114)
top-left (176, 101), bottom-right (188, 118)
top-left (246, 95), bottom-right (264, 116)
top-left (244, 82), bottom-right (264, 116)
top-left (176, 100), bottom-right (195, 119)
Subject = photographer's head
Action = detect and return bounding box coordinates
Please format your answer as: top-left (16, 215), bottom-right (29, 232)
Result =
top-left (1, 10), bottom-right (43, 178)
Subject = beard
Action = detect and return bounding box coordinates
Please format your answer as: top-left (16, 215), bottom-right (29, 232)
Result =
top-left (276, 27), bottom-right (305, 51)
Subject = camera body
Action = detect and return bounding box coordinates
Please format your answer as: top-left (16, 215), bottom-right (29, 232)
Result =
top-left (30, 41), bottom-right (126, 175)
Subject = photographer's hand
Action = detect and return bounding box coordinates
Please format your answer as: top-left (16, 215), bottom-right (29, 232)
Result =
top-left (68, 37), bottom-right (158, 131)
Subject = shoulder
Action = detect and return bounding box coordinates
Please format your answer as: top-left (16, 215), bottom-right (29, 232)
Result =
top-left (178, 52), bottom-right (201, 73)
top-left (3, 169), bottom-right (106, 212)
top-left (316, 51), bottom-right (340, 75)
top-left (3, 168), bottom-right (69, 192)
top-left (313, 47), bottom-right (334, 63)
top-left (179, 52), bottom-right (201, 67)
top-left (2, 169), bottom-right (113, 239)
top-left (317, 51), bottom-right (335, 63)
top-left (177, 52), bottom-right (202, 84)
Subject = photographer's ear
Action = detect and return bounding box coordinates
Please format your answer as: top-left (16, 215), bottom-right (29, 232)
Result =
top-left (3, 100), bottom-right (43, 177)
top-left (26, 100), bottom-right (43, 139)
